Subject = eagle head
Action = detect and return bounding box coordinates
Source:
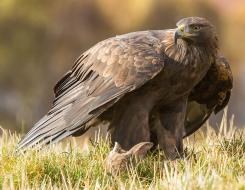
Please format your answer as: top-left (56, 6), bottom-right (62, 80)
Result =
top-left (174, 17), bottom-right (219, 50)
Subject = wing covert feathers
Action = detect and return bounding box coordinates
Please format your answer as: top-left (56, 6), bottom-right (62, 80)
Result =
top-left (16, 31), bottom-right (165, 151)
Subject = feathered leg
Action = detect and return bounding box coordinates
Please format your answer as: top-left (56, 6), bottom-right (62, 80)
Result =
top-left (107, 92), bottom-right (154, 151)
top-left (153, 96), bottom-right (188, 159)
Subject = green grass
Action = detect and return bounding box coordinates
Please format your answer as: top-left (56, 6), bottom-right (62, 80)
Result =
top-left (1, 111), bottom-right (245, 189)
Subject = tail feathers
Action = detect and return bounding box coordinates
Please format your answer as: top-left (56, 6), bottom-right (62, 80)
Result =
top-left (184, 101), bottom-right (214, 138)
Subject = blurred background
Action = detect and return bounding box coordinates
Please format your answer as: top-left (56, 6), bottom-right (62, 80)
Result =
top-left (0, 0), bottom-right (244, 143)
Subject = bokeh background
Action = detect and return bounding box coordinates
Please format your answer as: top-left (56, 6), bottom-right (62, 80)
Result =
top-left (0, 0), bottom-right (244, 141)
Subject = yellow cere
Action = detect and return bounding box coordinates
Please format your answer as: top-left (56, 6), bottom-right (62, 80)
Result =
top-left (178, 25), bottom-right (184, 32)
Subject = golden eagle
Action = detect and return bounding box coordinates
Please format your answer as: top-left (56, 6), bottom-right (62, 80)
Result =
top-left (16, 17), bottom-right (232, 158)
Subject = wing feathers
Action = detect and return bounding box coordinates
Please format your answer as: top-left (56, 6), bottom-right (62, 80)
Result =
top-left (16, 32), bottom-right (165, 150)
top-left (184, 54), bottom-right (233, 138)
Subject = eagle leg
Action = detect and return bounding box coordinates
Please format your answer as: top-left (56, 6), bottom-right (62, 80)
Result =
top-left (153, 97), bottom-right (187, 159)
top-left (107, 93), bottom-right (153, 151)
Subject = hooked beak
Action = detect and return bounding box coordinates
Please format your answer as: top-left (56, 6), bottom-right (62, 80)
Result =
top-left (174, 25), bottom-right (195, 44)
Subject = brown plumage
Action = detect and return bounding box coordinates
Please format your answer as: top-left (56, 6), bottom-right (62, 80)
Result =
top-left (15, 17), bottom-right (227, 159)
top-left (183, 54), bottom-right (233, 138)
top-left (149, 54), bottom-right (233, 152)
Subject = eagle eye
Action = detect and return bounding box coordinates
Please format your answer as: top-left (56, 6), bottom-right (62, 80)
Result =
top-left (191, 25), bottom-right (200, 31)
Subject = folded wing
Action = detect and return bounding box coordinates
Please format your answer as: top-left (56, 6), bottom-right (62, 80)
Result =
top-left (184, 54), bottom-right (233, 138)
top-left (16, 31), bottom-right (165, 151)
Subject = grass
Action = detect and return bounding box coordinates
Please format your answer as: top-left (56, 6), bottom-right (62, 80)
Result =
top-left (1, 109), bottom-right (245, 189)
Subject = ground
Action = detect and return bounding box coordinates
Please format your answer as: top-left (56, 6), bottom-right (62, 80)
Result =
top-left (1, 110), bottom-right (245, 190)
